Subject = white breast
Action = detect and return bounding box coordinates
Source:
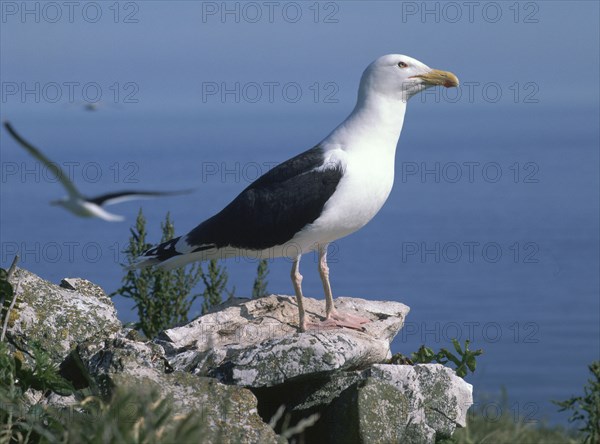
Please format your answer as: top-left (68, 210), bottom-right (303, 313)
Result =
top-left (281, 84), bottom-right (406, 256)
top-left (289, 145), bottom-right (396, 252)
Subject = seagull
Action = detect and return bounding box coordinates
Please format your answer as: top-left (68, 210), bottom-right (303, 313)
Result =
top-left (133, 54), bottom-right (459, 331)
top-left (3, 121), bottom-right (191, 222)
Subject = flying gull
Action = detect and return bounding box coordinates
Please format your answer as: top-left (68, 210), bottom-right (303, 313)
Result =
top-left (133, 54), bottom-right (459, 331)
top-left (3, 121), bottom-right (191, 222)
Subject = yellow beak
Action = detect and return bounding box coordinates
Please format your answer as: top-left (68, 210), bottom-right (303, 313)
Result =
top-left (411, 69), bottom-right (459, 88)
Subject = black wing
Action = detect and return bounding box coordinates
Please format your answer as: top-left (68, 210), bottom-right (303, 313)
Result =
top-left (4, 121), bottom-right (82, 198)
top-left (185, 145), bottom-right (343, 251)
top-left (87, 190), bottom-right (192, 206)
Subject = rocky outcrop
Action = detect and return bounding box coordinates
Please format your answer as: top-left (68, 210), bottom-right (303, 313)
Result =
top-left (5, 268), bottom-right (281, 443)
top-left (75, 335), bottom-right (281, 443)
top-left (157, 295), bottom-right (410, 387)
top-left (4, 268), bottom-right (473, 443)
top-left (252, 364), bottom-right (472, 442)
top-left (6, 268), bottom-right (121, 365)
top-left (368, 364), bottom-right (472, 439)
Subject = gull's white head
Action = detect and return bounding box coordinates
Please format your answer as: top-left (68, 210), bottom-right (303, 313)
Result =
top-left (359, 54), bottom-right (459, 103)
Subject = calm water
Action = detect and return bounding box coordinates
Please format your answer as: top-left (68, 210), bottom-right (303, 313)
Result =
top-left (1, 101), bottom-right (598, 426)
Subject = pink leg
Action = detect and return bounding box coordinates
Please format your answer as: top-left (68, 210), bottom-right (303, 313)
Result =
top-left (291, 248), bottom-right (371, 333)
top-left (291, 256), bottom-right (309, 332)
top-left (315, 244), bottom-right (370, 331)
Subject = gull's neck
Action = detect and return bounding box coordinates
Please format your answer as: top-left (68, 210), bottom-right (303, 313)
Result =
top-left (322, 91), bottom-right (407, 155)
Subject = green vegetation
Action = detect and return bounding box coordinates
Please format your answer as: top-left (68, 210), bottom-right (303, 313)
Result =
top-left (0, 341), bottom-right (208, 443)
top-left (1, 258), bottom-right (19, 342)
top-left (0, 341), bottom-right (68, 443)
top-left (58, 387), bottom-right (209, 443)
top-left (252, 259), bottom-right (269, 299)
top-left (392, 339), bottom-right (593, 443)
top-left (113, 209), bottom-right (255, 337)
top-left (441, 387), bottom-right (581, 443)
top-left (443, 398), bottom-right (579, 444)
top-left (554, 361), bottom-right (600, 443)
top-left (1, 257), bottom-right (596, 443)
top-left (412, 339), bottom-right (483, 378)
top-left (391, 339), bottom-right (483, 378)
top-left (0, 263), bottom-right (217, 444)
top-left (0, 268), bottom-right (13, 312)
top-left (200, 257), bottom-right (233, 313)
top-left (112, 210), bottom-right (204, 338)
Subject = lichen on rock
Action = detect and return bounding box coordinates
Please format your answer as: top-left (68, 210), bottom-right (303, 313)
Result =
top-left (6, 268), bottom-right (121, 365)
top-left (75, 335), bottom-right (281, 443)
top-left (4, 268), bottom-right (474, 444)
top-left (158, 295), bottom-right (410, 387)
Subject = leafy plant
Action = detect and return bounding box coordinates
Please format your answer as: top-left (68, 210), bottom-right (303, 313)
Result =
top-left (114, 209), bottom-right (239, 336)
top-left (113, 209), bottom-right (204, 338)
top-left (391, 339), bottom-right (483, 378)
top-left (0, 341), bottom-right (73, 443)
top-left (252, 259), bottom-right (269, 299)
top-left (554, 361), bottom-right (600, 443)
top-left (200, 258), bottom-right (233, 313)
top-left (0, 268), bottom-right (13, 309)
top-left (0, 344), bottom-right (209, 444)
top-left (0, 267), bottom-right (15, 341)
top-left (1, 258), bottom-right (19, 342)
top-left (18, 347), bottom-right (74, 396)
top-left (58, 387), bottom-right (209, 443)
top-left (413, 339), bottom-right (483, 378)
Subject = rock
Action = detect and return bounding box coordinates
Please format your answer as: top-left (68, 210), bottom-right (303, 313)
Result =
top-left (289, 371), bottom-right (365, 412)
top-left (320, 377), bottom-right (410, 443)
top-left (368, 364), bottom-right (473, 440)
top-left (74, 334), bottom-right (282, 444)
top-left (272, 364), bottom-right (472, 443)
top-left (5, 268), bottom-right (121, 365)
top-left (157, 295), bottom-right (410, 387)
top-left (3, 268), bottom-right (473, 443)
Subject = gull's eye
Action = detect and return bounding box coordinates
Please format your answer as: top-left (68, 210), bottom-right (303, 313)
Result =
top-left (398, 61), bottom-right (408, 68)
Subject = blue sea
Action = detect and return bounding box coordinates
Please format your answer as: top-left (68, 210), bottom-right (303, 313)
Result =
top-left (1, 100), bottom-right (597, 426)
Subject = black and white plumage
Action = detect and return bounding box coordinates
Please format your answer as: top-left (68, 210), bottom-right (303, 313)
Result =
top-left (134, 54), bottom-right (459, 331)
top-left (3, 121), bottom-right (191, 222)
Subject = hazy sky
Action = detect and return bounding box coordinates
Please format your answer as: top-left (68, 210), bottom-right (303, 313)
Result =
top-left (2, 1), bottom-right (599, 114)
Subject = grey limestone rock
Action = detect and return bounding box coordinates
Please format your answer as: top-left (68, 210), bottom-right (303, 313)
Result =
top-left (368, 363), bottom-right (473, 440)
top-left (283, 364), bottom-right (473, 443)
top-left (75, 334), bottom-right (282, 444)
top-left (157, 295), bottom-right (410, 388)
top-left (5, 268), bottom-right (121, 365)
top-left (4, 268), bottom-right (473, 443)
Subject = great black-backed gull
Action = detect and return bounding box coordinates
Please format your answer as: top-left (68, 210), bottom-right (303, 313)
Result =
top-left (133, 54), bottom-right (459, 331)
top-left (4, 121), bottom-right (191, 222)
